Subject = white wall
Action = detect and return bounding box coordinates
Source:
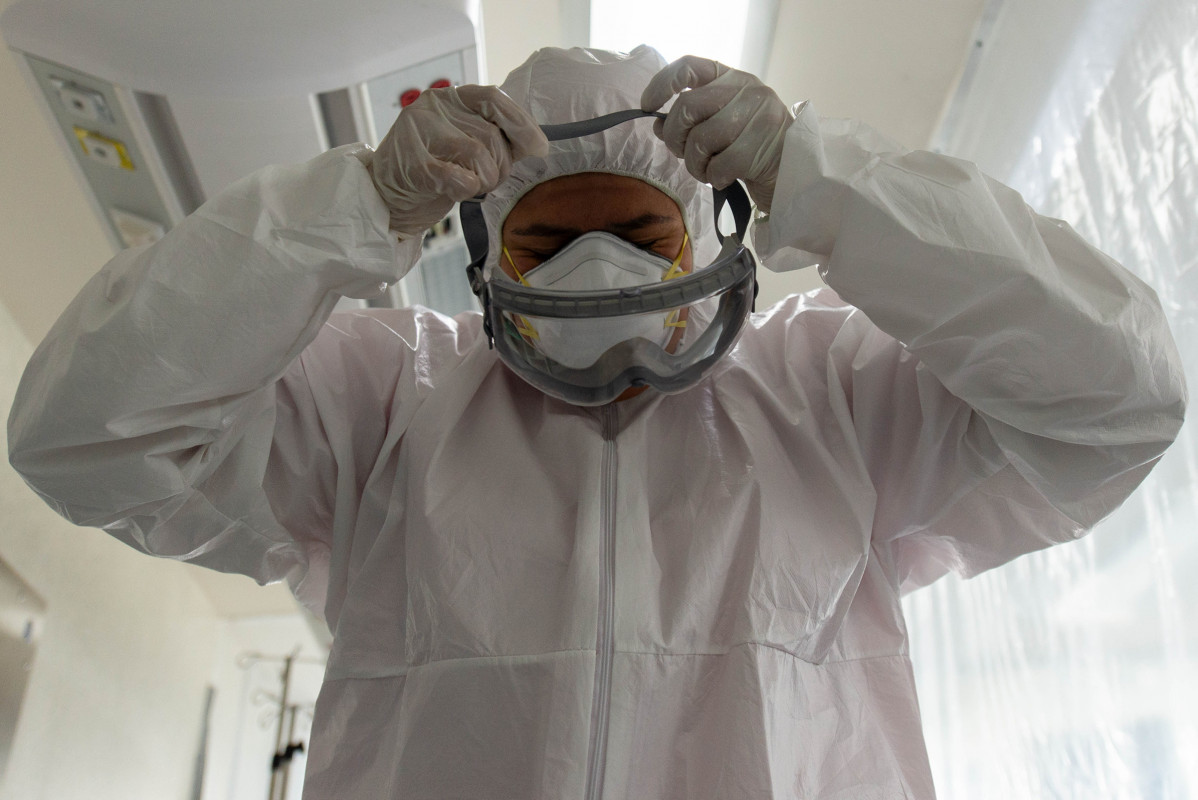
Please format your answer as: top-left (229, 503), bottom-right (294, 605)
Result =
top-left (0, 0), bottom-right (113, 347)
top-left (763, 0), bottom-right (986, 150)
top-left (905, 0), bottom-right (1198, 795)
top-left (478, 0), bottom-right (562, 84)
top-left (0, 300), bottom-right (224, 800)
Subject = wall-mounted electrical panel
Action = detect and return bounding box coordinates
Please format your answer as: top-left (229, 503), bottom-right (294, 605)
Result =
top-left (2, 0), bottom-right (484, 317)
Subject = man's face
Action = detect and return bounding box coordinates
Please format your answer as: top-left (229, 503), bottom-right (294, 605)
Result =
top-left (499, 172), bottom-right (695, 401)
top-left (500, 172), bottom-right (693, 280)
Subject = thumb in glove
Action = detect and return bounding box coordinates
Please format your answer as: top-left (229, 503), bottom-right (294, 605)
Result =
top-left (641, 55), bottom-right (794, 214)
top-left (370, 84), bottom-right (549, 238)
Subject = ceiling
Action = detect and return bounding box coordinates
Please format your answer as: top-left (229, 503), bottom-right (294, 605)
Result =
top-left (0, 0), bottom-right (987, 617)
top-left (0, 0), bottom-right (989, 346)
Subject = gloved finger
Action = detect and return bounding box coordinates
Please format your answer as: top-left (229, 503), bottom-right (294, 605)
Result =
top-left (389, 195), bottom-right (454, 231)
top-left (428, 125), bottom-right (510, 189)
top-left (455, 84), bottom-right (549, 161)
top-left (658, 79), bottom-right (743, 158)
top-left (421, 138), bottom-right (513, 201)
top-left (640, 54), bottom-right (728, 111)
top-left (680, 101), bottom-right (754, 187)
top-left (461, 116), bottom-right (518, 186)
top-left (702, 142), bottom-right (748, 190)
top-left (708, 105), bottom-right (793, 209)
top-left (680, 117), bottom-right (724, 185)
top-left (418, 157), bottom-right (490, 201)
top-left (652, 116), bottom-right (667, 142)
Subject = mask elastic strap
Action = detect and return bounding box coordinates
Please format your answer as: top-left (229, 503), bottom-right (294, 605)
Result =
top-left (662, 232), bottom-right (690, 281)
top-left (513, 315), bottom-right (538, 340)
top-left (502, 246), bottom-right (531, 286)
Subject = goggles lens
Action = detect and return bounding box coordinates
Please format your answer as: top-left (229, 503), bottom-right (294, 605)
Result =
top-left (487, 245), bottom-right (755, 405)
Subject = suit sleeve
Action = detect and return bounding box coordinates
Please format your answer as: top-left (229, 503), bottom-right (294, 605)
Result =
top-left (756, 104), bottom-right (1187, 590)
top-left (6, 144), bottom-right (420, 613)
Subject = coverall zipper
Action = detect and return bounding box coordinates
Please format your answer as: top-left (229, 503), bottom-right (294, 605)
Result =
top-left (584, 404), bottom-right (618, 800)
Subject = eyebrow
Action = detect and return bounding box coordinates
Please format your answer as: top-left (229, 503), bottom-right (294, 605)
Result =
top-left (509, 212), bottom-right (678, 238)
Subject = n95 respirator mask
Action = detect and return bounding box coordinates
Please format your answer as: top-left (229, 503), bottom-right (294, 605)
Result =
top-left (500, 231), bottom-right (691, 371)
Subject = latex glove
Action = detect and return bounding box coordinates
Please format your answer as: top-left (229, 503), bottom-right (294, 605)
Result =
top-left (370, 85), bottom-right (549, 238)
top-left (641, 56), bottom-right (794, 213)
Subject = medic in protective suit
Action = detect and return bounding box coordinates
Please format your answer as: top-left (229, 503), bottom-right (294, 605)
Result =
top-left (7, 46), bottom-right (1187, 799)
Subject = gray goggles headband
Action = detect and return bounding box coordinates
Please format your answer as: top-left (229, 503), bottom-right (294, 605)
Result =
top-left (538, 108), bottom-right (666, 141)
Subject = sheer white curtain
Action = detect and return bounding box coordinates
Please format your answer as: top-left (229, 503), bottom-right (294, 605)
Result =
top-left (905, 0), bottom-right (1198, 797)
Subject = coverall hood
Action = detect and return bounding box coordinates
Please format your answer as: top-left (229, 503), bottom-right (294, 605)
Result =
top-left (480, 45), bottom-right (722, 280)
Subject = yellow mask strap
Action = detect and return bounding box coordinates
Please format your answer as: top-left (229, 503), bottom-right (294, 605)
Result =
top-left (512, 313), bottom-right (538, 341)
top-left (503, 247), bottom-right (531, 287)
top-left (663, 234), bottom-right (690, 329)
top-left (662, 232), bottom-right (689, 282)
top-left (664, 308), bottom-right (687, 330)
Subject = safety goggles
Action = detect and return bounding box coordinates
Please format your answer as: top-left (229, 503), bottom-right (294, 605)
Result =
top-left (460, 109), bottom-right (758, 406)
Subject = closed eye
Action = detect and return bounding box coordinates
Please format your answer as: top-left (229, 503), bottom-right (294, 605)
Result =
top-left (511, 248), bottom-right (558, 262)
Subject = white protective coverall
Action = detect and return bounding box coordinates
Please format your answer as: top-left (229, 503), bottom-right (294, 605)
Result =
top-left (7, 47), bottom-right (1187, 799)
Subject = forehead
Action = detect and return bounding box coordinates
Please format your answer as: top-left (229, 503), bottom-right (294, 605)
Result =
top-left (502, 173), bottom-right (684, 237)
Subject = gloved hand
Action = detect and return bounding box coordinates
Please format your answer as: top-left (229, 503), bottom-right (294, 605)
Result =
top-left (641, 56), bottom-right (794, 213)
top-left (369, 85), bottom-right (549, 238)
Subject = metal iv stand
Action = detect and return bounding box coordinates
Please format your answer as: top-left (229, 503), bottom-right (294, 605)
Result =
top-left (238, 649), bottom-right (324, 800)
